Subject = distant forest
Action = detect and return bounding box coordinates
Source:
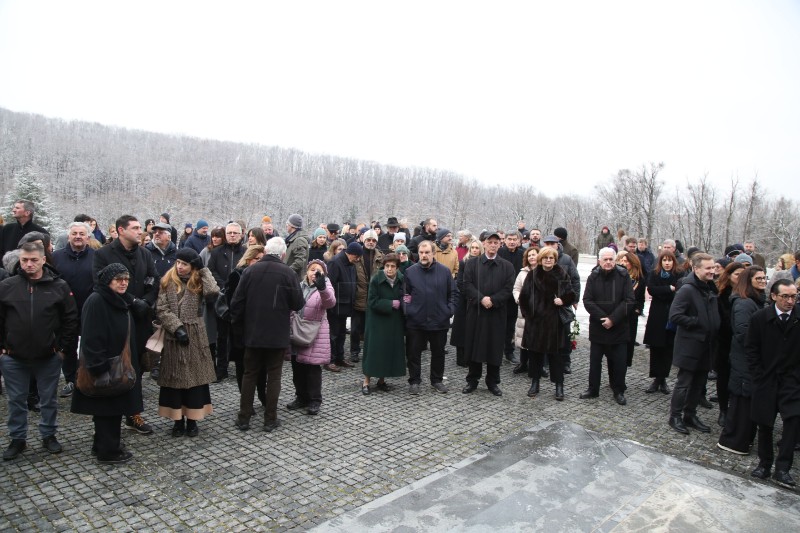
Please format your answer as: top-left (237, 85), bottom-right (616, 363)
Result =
top-left (0, 107), bottom-right (797, 260)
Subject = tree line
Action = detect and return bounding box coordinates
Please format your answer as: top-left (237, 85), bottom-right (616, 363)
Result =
top-left (1, 107), bottom-right (797, 261)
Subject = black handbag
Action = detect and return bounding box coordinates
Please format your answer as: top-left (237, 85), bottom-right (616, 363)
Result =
top-left (76, 315), bottom-right (137, 397)
top-left (558, 305), bottom-right (575, 325)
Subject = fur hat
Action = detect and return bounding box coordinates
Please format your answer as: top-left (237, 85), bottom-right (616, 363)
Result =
top-left (97, 263), bottom-right (129, 286)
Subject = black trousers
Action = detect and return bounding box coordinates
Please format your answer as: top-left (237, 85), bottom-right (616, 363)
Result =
top-left (588, 342), bottom-right (627, 393)
top-left (238, 347), bottom-right (284, 424)
top-left (291, 356), bottom-right (322, 405)
top-left (530, 352), bottom-right (563, 383)
top-left (328, 313), bottom-right (348, 364)
top-left (466, 362), bottom-right (500, 387)
top-left (649, 345), bottom-right (673, 378)
top-left (350, 310), bottom-right (365, 355)
top-left (757, 417), bottom-right (800, 472)
top-left (215, 317), bottom-right (230, 376)
top-left (715, 349), bottom-right (731, 411)
top-left (519, 348), bottom-right (531, 369)
top-left (718, 394), bottom-right (756, 453)
top-left (626, 313), bottom-right (639, 367)
top-left (670, 367), bottom-right (708, 418)
top-left (406, 329), bottom-right (447, 385)
top-left (62, 349), bottom-right (78, 384)
top-left (504, 302), bottom-right (518, 356)
top-left (93, 415), bottom-right (122, 459)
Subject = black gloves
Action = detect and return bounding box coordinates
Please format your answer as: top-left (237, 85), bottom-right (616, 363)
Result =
top-left (131, 298), bottom-right (150, 319)
top-left (313, 272), bottom-right (326, 290)
top-left (174, 326), bottom-right (190, 346)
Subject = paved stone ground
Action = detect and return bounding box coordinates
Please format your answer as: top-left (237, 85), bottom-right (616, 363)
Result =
top-left (1, 332), bottom-right (795, 532)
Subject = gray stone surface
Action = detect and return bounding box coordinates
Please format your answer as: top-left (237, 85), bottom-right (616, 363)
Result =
top-left (1, 311), bottom-right (798, 531)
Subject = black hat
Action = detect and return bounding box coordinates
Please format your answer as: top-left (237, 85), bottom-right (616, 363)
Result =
top-left (176, 248), bottom-right (203, 270)
top-left (161, 213), bottom-right (171, 223)
top-left (345, 242), bottom-right (363, 256)
top-left (386, 217), bottom-right (400, 228)
top-left (97, 263), bottom-right (129, 286)
top-left (326, 223), bottom-right (340, 233)
top-left (553, 227), bottom-right (568, 240)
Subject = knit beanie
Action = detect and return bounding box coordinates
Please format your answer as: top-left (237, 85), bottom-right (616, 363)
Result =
top-left (307, 259), bottom-right (328, 275)
top-left (345, 242), bottom-right (364, 256)
top-left (287, 214), bottom-right (303, 229)
top-left (554, 227), bottom-right (568, 240)
top-left (394, 245), bottom-right (410, 255)
top-left (435, 228), bottom-right (452, 241)
top-left (362, 230), bottom-right (378, 241)
top-left (97, 263), bottom-right (129, 286)
top-left (313, 228), bottom-right (327, 239)
top-left (734, 253), bottom-right (754, 264)
top-left (393, 233), bottom-right (406, 243)
top-left (262, 215), bottom-right (272, 224)
top-left (196, 219), bottom-right (209, 230)
top-left (161, 213), bottom-right (171, 223)
top-left (176, 248), bottom-right (204, 270)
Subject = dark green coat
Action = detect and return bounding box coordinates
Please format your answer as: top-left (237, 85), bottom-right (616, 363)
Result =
top-left (362, 270), bottom-right (406, 378)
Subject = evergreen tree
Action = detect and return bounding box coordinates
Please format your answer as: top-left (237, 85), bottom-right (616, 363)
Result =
top-left (3, 163), bottom-right (61, 234)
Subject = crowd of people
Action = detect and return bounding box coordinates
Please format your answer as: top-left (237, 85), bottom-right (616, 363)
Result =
top-left (1, 201), bottom-right (799, 489)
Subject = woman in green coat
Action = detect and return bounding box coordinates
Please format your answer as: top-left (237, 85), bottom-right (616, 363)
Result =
top-left (361, 253), bottom-right (406, 394)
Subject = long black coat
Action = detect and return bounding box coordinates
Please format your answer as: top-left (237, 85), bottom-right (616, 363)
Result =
top-left (463, 255), bottom-right (516, 365)
top-left (582, 265), bottom-right (634, 345)
top-left (449, 259), bottom-right (469, 348)
top-left (71, 285), bottom-right (143, 416)
top-left (714, 286), bottom-right (734, 370)
top-left (327, 251), bottom-right (357, 317)
top-left (669, 273), bottom-right (721, 372)
top-left (643, 270), bottom-right (679, 347)
top-left (746, 303), bottom-right (800, 426)
top-left (229, 254), bottom-right (304, 349)
top-left (519, 265), bottom-right (576, 354)
top-left (728, 294), bottom-right (765, 396)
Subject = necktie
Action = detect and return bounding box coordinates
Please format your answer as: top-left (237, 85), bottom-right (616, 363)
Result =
top-left (781, 313), bottom-right (790, 323)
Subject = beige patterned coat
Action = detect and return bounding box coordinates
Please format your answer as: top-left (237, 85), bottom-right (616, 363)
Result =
top-left (156, 268), bottom-right (219, 389)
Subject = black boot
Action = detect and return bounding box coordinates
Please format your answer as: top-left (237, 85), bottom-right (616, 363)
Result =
top-left (555, 382), bottom-right (564, 401)
top-left (171, 418), bottom-right (185, 437)
top-left (658, 378), bottom-right (671, 394)
top-left (185, 419), bottom-right (199, 437)
top-left (527, 379), bottom-right (540, 398)
top-left (645, 379), bottom-right (659, 394)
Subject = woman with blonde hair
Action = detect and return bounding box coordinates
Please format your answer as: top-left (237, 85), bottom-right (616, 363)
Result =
top-left (156, 248), bottom-right (219, 437)
top-left (323, 239), bottom-right (346, 262)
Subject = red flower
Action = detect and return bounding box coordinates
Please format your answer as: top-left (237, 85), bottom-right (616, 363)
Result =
top-left (571, 340), bottom-right (577, 351)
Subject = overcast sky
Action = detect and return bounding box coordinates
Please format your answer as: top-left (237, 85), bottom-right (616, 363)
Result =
top-left (1, 1), bottom-right (797, 199)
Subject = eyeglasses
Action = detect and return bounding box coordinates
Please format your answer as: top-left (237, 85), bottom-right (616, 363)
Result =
top-left (776, 294), bottom-right (798, 301)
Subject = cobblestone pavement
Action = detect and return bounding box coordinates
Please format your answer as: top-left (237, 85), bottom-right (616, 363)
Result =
top-left (1, 335), bottom-right (796, 531)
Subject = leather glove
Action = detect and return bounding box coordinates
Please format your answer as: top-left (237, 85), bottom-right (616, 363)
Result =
top-left (392, 300), bottom-right (400, 310)
top-left (131, 298), bottom-right (150, 319)
top-left (174, 326), bottom-right (190, 346)
top-left (313, 272), bottom-right (326, 290)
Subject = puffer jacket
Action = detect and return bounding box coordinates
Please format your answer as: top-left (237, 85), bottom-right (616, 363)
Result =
top-left (512, 267), bottom-right (530, 349)
top-left (286, 279), bottom-right (336, 365)
top-left (0, 264), bottom-right (79, 360)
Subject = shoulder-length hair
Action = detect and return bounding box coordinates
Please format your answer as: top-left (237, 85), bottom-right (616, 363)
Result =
top-left (618, 250), bottom-right (643, 280)
top-left (522, 246), bottom-right (539, 268)
top-left (324, 239), bottom-right (346, 262)
top-left (160, 263), bottom-right (202, 295)
top-left (716, 261), bottom-right (746, 292)
top-left (733, 266), bottom-right (765, 301)
top-left (208, 227), bottom-right (225, 250)
top-left (464, 239), bottom-right (483, 262)
top-left (237, 245), bottom-right (265, 268)
top-left (247, 227), bottom-right (267, 246)
top-left (653, 250), bottom-right (681, 276)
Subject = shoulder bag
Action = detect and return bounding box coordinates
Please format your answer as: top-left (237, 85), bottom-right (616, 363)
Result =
top-left (289, 289), bottom-right (322, 347)
top-left (76, 315), bottom-right (137, 397)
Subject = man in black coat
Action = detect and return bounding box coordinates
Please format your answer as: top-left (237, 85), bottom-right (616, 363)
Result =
top-left (746, 279), bottom-right (800, 487)
top-left (497, 230), bottom-right (524, 364)
top-left (325, 243), bottom-right (361, 371)
top-left (0, 199), bottom-right (48, 257)
top-left (667, 253), bottom-right (720, 435)
top-left (0, 242), bottom-right (78, 460)
top-left (207, 222), bottom-right (245, 380)
top-left (462, 233), bottom-right (516, 396)
top-left (408, 218), bottom-right (438, 255)
top-left (229, 237), bottom-right (303, 432)
top-left (93, 215), bottom-right (159, 435)
top-left (52, 222), bottom-right (95, 397)
top-left (581, 247), bottom-right (635, 405)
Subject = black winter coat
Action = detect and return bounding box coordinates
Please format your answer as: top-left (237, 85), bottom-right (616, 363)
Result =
top-left (519, 265), bottom-right (576, 353)
top-left (71, 285), bottom-right (143, 416)
top-left (326, 251), bottom-right (357, 317)
top-left (643, 270), bottom-right (679, 347)
top-left (463, 254), bottom-right (516, 365)
top-left (0, 218), bottom-right (48, 257)
top-left (669, 273), bottom-right (720, 372)
top-left (229, 255), bottom-right (304, 349)
top-left (746, 303), bottom-right (800, 426)
top-left (52, 245), bottom-right (95, 317)
top-left (145, 241), bottom-right (177, 277)
top-left (208, 242), bottom-right (245, 289)
top-left (728, 293), bottom-right (765, 396)
top-left (403, 261), bottom-right (458, 331)
top-left (557, 251), bottom-right (581, 300)
top-left (582, 265), bottom-right (634, 344)
top-left (714, 286), bottom-right (734, 370)
top-left (449, 258), bottom-right (469, 347)
top-left (0, 265), bottom-right (79, 361)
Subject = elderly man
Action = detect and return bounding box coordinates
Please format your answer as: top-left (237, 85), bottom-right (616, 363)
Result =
top-left (52, 222), bottom-right (96, 397)
top-left (284, 214), bottom-right (309, 281)
top-left (581, 247), bottom-right (635, 405)
top-left (662, 239), bottom-right (685, 264)
top-left (377, 217), bottom-right (401, 253)
top-left (0, 199), bottom-right (49, 257)
top-left (667, 253), bottom-right (720, 434)
top-left (230, 237), bottom-right (303, 432)
top-left (455, 230), bottom-right (472, 261)
top-left (146, 222), bottom-right (178, 277)
top-left (1, 242), bottom-right (79, 460)
top-left (746, 279), bottom-right (800, 487)
top-left (208, 222), bottom-right (246, 381)
top-left (462, 232), bottom-right (516, 396)
top-left (403, 240), bottom-right (458, 394)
